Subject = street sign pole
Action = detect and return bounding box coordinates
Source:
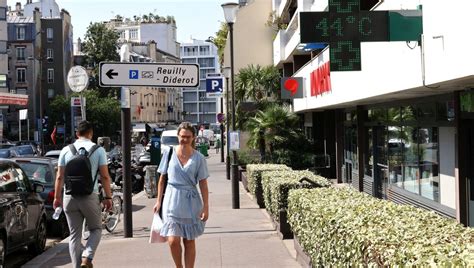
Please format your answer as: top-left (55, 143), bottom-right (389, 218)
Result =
top-left (119, 45), bottom-right (133, 238)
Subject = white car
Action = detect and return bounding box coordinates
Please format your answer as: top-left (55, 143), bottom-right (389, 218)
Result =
top-left (160, 130), bottom-right (179, 153)
top-left (44, 150), bottom-right (62, 158)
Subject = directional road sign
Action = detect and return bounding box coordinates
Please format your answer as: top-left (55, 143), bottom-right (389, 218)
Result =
top-left (99, 62), bottom-right (200, 87)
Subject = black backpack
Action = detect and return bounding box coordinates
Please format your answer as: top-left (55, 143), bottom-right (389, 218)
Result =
top-left (64, 144), bottom-right (100, 196)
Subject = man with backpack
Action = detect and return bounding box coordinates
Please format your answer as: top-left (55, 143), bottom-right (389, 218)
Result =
top-left (53, 121), bottom-right (113, 268)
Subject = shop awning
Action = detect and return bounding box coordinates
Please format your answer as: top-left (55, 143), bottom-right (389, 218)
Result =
top-left (0, 93), bottom-right (28, 106)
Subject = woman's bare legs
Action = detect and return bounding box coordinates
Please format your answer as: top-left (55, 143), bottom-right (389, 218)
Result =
top-left (183, 239), bottom-right (196, 268)
top-left (168, 236), bottom-right (183, 268)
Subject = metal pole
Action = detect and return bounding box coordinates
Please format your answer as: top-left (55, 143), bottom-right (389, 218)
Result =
top-left (220, 97), bottom-right (224, 162)
top-left (225, 77), bottom-right (230, 181)
top-left (229, 22), bottom-right (240, 209)
top-left (120, 44), bottom-right (133, 238)
top-left (19, 116), bottom-right (21, 141)
top-left (39, 60), bottom-right (44, 155)
top-left (27, 119), bottom-right (30, 141)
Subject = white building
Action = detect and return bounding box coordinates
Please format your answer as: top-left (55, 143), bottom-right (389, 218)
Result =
top-left (180, 39), bottom-right (220, 126)
top-left (273, 0), bottom-right (474, 227)
top-left (105, 18), bottom-right (179, 57)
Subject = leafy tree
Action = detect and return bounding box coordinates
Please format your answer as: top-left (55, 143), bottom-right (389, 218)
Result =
top-left (235, 64), bottom-right (281, 102)
top-left (233, 64), bottom-right (282, 129)
top-left (245, 103), bottom-right (299, 162)
top-left (48, 91), bottom-right (121, 141)
top-left (82, 22), bottom-right (120, 97)
top-left (212, 22), bottom-right (228, 66)
top-left (82, 22), bottom-right (120, 68)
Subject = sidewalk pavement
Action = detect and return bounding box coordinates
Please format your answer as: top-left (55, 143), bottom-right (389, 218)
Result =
top-left (23, 151), bottom-right (300, 268)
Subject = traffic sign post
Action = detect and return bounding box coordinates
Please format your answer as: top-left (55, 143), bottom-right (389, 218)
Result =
top-left (99, 62), bottom-right (200, 87)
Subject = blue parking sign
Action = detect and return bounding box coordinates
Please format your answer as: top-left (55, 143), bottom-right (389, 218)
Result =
top-left (206, 77), bottom-right (223, 97)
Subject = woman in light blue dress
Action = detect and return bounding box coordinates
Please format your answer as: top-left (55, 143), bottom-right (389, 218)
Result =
top-left (153, 122), bottom-right (209, 268)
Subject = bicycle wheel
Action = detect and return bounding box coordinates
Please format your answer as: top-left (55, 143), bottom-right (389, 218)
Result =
top-left (104, 196), bottom-right (122, 233)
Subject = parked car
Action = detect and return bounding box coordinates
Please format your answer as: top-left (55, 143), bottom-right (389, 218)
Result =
top-left (12, 157), bottom-right (69, 238)
top-left (16, 141), bottom-right (40, 155)
top-left (44, 150), bottom-right (62, 158)
top-left (160, 130), bottom-right (179, 154)
top-left (0, 149), bottom-right (18, 159)
top-left (0, 160), bottom-right (47, 266)
top-left (10, 145), bottom-right (37, 157)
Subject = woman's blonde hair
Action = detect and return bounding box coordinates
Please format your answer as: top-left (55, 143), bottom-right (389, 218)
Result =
top-left (177, 122), bottom-right (196, 148)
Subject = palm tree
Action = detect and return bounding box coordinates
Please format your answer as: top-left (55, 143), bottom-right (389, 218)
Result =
top-left (234, 65), bottom-right (280, 103)
top-left (245, 103), bottom-right (299, 162)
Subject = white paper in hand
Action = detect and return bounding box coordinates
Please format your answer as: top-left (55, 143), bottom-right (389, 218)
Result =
top-left (149, 213), bottom-right (167, 243)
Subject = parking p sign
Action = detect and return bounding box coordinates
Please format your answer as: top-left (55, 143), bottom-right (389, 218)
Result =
top-left (206, 77), bottom-right (224, 98)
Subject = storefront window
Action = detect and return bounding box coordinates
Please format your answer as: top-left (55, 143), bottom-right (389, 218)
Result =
top-left (396, 127), bottom-right (440, 202)
top-left (364, 128), bottom-right (373, 177)
top-left (344, 126), bottom-right (358, 168)
top-left (388, 126), bottom-right (403, 185)
top-left (368, 108), bottom-right (386, 123)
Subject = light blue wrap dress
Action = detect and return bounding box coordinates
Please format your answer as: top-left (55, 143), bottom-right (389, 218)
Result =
top-left (158, 146), bottom-right (209, 240)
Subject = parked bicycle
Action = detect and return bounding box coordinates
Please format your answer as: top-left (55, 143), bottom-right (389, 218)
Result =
top-left (83, 183), bottom-right (122, 239)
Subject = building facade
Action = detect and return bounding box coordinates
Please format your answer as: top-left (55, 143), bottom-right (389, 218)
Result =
top-left (181, 39), bottom-right (220, 126)
top-left (273, 0), bottom-right (474, 227)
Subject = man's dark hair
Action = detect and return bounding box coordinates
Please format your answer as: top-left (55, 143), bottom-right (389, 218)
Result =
top-left (77, 120), bottom-right (93, 136)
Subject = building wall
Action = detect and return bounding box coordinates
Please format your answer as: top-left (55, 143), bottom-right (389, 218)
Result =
top-left (291, 0), bottom-right (474, 113)
top-left (0, 0), bottom-right (7, 90)
top-left (181, 39), bottom-right (219, 125)
top-left (223, 0), bottom-right (274, 72)
top-left (140, 23), bottom-right (178, 57)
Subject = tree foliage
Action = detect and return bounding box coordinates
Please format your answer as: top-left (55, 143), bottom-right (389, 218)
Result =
top-left (213, 22), bottom-right (229, 66)
top-left (82, 22), bottom-right (120, 69)
top-left (235, 64), bottom-right (281, 102)
top-left (49, 90), bottom-right (121, 141)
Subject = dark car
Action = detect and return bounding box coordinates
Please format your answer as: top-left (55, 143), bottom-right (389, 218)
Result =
top-left (0, 149), bottom-right (18, 159)
top-left (12, 157), bottom-right (69, 238)
top-left (0, 160), bottom-right (47, 266)
top-left (10, 145), bottom-right (37, 157)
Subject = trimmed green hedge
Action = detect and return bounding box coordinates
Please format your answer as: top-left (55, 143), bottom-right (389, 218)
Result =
top-left (261, 170), bottom-right (330, 221)
top-left (246, 164), bottom-right (290, 206)
top-left (288, 187), bottom-right (474, 266)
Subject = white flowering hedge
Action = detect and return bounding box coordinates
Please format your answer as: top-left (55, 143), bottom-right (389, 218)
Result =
top-left (261, 170), bottom-right (330, 221)
top-left (287, 187), bottom-right (474, 266)
top-left (246, 164), bottom-right (291, 207)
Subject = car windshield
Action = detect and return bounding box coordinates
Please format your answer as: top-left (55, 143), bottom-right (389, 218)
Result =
top-left (16, 146), bottom-right (34, 155)
top-left (0, 149), bottom-right (11, 158)
top-left (17, 162), bottom-right (53, 184)
top-left (162, 136), bottom-right (179, 145)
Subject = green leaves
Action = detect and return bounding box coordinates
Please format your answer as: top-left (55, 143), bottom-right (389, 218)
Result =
top-left (261, 170), bottom-right (330, 221)
top-left (247, 164), bottom-right (290, 202)
top-left (287, 188), bottom-right (474, 266)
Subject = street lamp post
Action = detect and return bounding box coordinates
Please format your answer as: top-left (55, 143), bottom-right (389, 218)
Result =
top-left (222, 67), bottom-right (231, 180)
top-left (222, 2), bottom-right (240, 209)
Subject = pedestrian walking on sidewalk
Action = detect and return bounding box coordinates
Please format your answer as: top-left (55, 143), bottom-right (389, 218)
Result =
top-left (215, 138), bottom-right (220, 154)
top-left (53, 121), bottom-right (113, 268)
top-left (153, 121), bottom-right (210, 268)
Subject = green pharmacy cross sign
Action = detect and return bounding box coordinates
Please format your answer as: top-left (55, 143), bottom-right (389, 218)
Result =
top-left (300, 0), bottom-right (423, 71)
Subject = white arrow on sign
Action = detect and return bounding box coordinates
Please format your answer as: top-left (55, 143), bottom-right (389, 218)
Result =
top-left (99, 62), bottom-right (200, 88)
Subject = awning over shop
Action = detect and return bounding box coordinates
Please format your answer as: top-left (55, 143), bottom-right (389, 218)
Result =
top-left (0, 93), bottom-right (28, 106)
top-left (132, 123), bottom-right (146, 132)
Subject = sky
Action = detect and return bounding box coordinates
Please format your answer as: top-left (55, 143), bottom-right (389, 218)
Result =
top-left (7, 0), bottom-right (229, 43)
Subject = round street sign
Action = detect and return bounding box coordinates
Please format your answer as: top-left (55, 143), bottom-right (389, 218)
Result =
top-left (217, 113), bottom-right (225, 123)
top-left (67, 66), bottom-right (89, 93)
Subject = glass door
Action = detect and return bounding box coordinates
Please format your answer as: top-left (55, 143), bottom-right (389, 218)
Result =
top-left (373, 126), bottom-right (388, 199)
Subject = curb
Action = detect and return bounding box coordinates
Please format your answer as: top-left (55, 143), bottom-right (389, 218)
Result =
top-left (22, 190), bottom-right (147, 267)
